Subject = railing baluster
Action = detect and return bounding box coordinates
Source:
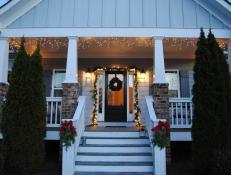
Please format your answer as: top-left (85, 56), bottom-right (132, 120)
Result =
top-left (185, 102), bottom-right (188, 126)
top-left (55, 101), bottom-right (58, 125)
top-left (50, 101), bottom-right (53, 124)
top-left (171, 103), bottom-right (174, 126)
top-left (176, 102), bottom-right (178, 126)
top-left (180, 102), bottom-right (183, 125)
top-left (190, 102), bottom-right (193, 125)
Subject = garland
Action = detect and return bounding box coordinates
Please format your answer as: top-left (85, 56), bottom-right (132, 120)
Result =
top-left (90, 66), bottom-right (143, 127)
top-left (134, 69), bottom-right (143, 127)
top-left (91, 71), bottom-right (98, 126)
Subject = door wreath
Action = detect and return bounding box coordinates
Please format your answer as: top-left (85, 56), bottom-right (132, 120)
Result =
top-left (109, 76), bottom-right (122, 91)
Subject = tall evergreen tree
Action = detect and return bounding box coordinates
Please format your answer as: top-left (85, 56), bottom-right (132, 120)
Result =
top-left (207, 30), bottom-right (231, 175)
top-left (192, 29), bottom-right (216, 175)
top-left (2, 39), bottom-right (34, 174)
top-left (29, 44), bottom-right (47, 172)
top-left (2, 40), bottom-right (46, 174)
top-left (192, 29), bottom-right (231, 175)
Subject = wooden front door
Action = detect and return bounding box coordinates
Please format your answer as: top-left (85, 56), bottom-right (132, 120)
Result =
top-left (105, 70), bottom-right (127, 122)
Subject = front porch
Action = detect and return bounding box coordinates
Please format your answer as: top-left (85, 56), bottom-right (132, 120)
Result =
top-left (4, 36), bottom-right (229, 140)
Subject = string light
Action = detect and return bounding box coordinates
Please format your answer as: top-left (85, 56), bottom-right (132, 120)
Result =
top-left (9, 37), bottom-right (228, 52)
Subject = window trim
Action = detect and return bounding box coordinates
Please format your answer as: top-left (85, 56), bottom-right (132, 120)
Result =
top-left (165, 69), bottom-right (180, 98)
top-left (51, 69), bottom-right (66, 97)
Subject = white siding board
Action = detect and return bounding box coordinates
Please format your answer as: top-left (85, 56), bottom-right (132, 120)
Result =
top-left (170, 0), bottom-right (183, 28)
top-left (156, 0), bottom-right (170, 28)
top-left (143, 0), bottom-right (156, 27)
top-left (74, 0), bottom-right (89, 27)
top-left (47, 0), bottom-right (62, 27)
top-left (197, 6), bottom-right (210, 28)
top-left (116, 0), bottom-right (130, 27)
top-left (211, 15), bottom-right (224, 29)
top-left (88, 0), bottom-right (102, 27)
top-left (130, 0), bottom-right (143, 27)
top-left (102, 0), bottom-right (116, 27)
top-left (6, 0), bottom-right (229, 29)
top-left (59, 0), bottom-right (75, 27)
top-left (33, 0), bottom-right (49, 27)
top-left (9, 16), bottom-right (22, 28)
top-left (183, 0), bottom-right (197, 28)
top-left (19, 8), bottom-right (35, 27)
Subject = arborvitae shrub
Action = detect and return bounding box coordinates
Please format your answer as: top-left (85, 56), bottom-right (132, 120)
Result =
top-left (2, 40), bottom-right (46, 174)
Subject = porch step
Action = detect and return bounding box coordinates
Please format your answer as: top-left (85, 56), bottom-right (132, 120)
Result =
top-left (75, 128), bottom-right (153, 174)
top-left (74, 173), bottom-right (153, 175)
top-left (85, 138), bottom-right (150, 145)
top-left (83, 131), bottom-right (141, 138)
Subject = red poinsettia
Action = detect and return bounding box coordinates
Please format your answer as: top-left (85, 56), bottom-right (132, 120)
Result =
top-left (151, 121), bottom-right (170, 132)
top-left (151, 121), bottom-right (170, 149)
top-left (60, 120), bottom-right (77, 150)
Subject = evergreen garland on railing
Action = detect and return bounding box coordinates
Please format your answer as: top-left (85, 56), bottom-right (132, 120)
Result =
top-left (134, 69), bottom-right (143, 127)
top-left (91, 71), bottom-right (98, 126)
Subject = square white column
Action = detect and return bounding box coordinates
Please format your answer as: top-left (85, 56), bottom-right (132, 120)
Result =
top-left (153, 36), bottom-right (166, 84)
top-left (0, 37), bottom-right (9, 84)
top-left (64, 36), bottom-right (78, 83)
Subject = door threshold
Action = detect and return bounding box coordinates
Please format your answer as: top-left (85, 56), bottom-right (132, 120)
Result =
top-left (97, 122), bottom-right (136, 127)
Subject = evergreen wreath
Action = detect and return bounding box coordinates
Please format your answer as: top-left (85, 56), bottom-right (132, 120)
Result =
top-left (109, 76), bottom-right (122, 91)
top-left (151, 121), bottom-right (170, 149)
top-left (60, 120), bottom-right (77, 151)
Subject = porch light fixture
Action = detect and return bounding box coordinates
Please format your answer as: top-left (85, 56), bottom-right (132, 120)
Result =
top-left (140, 69), bottom-right (146, 80)
top-left (85, 68), bottom-right (92, 81)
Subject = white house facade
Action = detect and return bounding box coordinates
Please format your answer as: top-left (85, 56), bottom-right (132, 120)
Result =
top-left (0, 0), bottom-right (231, 175)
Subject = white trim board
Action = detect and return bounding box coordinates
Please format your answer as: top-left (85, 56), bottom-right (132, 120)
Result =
top-left (1, 28), bottom-right (231, 38)
top-left (170, 132), bottom-right (192, 141)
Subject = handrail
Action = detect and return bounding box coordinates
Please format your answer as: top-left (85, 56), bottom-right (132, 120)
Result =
top-left (145, 96), bottom-right (166, 175)
top-left (62, 96), bottom-right (87, 175)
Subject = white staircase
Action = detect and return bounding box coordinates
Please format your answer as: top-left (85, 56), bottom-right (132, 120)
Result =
top-left (74, 127), bottom-right (154, 175)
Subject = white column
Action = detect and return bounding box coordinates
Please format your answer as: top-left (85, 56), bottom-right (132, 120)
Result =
top-left (0, 37), bottom-right (9, 84)
top-left (153, 36), bottom-right (166, 84)
top-left (228, 39), bottom-right (231, 73)
top-left (64, 36), bottom-right (78, 83)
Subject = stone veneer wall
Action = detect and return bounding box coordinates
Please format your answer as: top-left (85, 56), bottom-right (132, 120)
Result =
top-left (62, 83), bottom-right (80, 119)
top-left (151, 83), bottom-right (171, 163)
top-left (0, 83), bottom-right (8, 108)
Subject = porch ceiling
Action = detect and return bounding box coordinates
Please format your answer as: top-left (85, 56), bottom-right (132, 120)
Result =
top-left (9, 37), bottom-right (227, 59)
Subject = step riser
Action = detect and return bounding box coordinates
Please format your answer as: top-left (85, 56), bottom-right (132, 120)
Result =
top-left (76, 156), bottom-right (153, 162)
top-left (83, 132), bottom-right (141, 138)
top-left (75, 165), bottom-right (153, 172)
top-left (86, 139), bottom-right (150, 145)
top-left (78, 147), bottom-right (152, 153)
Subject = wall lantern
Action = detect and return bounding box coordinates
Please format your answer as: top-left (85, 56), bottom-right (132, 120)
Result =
top-left (85, 68), bottom-right (92, 81)
top-left (140, 69), bottom-right (146, 80)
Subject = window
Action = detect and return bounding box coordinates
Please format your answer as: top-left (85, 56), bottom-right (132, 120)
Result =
top-left (52, 70), bottom-right (65, 97)
top-left (165, 70), bottom-right (180, 98)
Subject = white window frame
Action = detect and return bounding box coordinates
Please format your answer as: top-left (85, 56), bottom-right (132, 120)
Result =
top-left (51, 69), bottom-right (66, 97)
top-left (165, 69), bottom-right (181, 98)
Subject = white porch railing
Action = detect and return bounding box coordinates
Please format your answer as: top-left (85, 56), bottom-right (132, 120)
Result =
top-left (62, 96), bottom-right (86, 175)
top-left (46, 97), bottom-right (62, 127)
top-left (145, 96), bottom-right (166, 175)
top-left (169, 98), bottom-right (193, 128)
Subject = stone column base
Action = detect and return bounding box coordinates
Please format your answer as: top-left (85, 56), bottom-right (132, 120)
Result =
top-left (62, 83), bottom-right (80, 119)
top-left (0, 82), bottom-right (9, 108)
top-left (151, 83), bottom-right (171, 163)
